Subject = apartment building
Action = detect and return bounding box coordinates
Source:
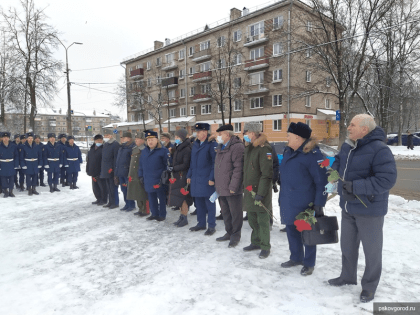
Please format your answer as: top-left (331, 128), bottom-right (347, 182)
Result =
top-left (121, 0), bottom-right (340, 143)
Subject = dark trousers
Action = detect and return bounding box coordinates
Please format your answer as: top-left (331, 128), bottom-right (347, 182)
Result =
top-left (47, 171), bottom-right (60, 185)
top-left (60, 167), bottom-right (66, 182)
top-left (39, 167), bottom-right (45, 184)
top-left (105, 177), bottom-right (119, 206)
top-left (92, 177), bottom-right (107, 203)
top-left (26, 173), bottom-right (38, 187)
top-left (340, 210), bottom-right (384, 293)
top-left (219, 195), bottom-right (243, 241)
top-left (119, 176), bottom-right (135, 208)
top-left (286, 224), bottom-right (317, 267)
top-left (18, 169), bottom-right (25, 185)
top-left (195, 196), bottom-right (216, 228)
top-left (1, 176), bottom-right (14, 190)
top-left (248, 211), bottom-right (271, 250)
top-left (67, 172), bottom-right (78, 184)
top-left (148, 189), bottom-right (167, 218)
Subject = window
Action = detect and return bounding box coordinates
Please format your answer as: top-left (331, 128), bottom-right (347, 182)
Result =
top-left (273, 119), bottom-right (282, 131)
top-left (179, 69), bottom-right (185, 79)
top-left (234, 100), bottom-right (242, 111)
top-left (305, 119), bottom-right (311, 128)
top-left (131, 114), bottom-right (134, 122)
top-left (233, 77), bottom-right (241, 88)
top-left (180, 88), bottom-right (185, 98)
top-left (234, 122), bottom-right (241, 133)
top-left (168, 90), bottom-right (175, 99)
top-left (148, 111), bottom-right (154, 120)
top-left (189, 46), bottom-right (194, 56)
top-left (249, 72), bottom-right (264, 85)
top-left (179, 49), bottom-right (185, 60)
top-left (200, 40), bottom-right (210, 51)
top-left (217, 59), bottom-right (226, 69)
top-left (201, 84), bottom-right (211, 94)
top-left (326, 76), bottom-right (332, 87)
top-left (199, 61), bottom-right (211, 72)
top-left (180, 107), bottom-right (187, 116)
top-left (190, 106), bottom-right (196, 115)
top-left (165, 53), bottom-right (174, 64)
top-left (218, 104), bottom-right (226, 113)
top-left (148, 96), bottom-right (152, 103)
top-left (250, 97), bottom-right (264, 109)
top-left (156, 57), bottom-right (162, 66)
top-left (157, 76), bottom-right (162, 84)
top-left (307, 21), bottom-right (313, 32)
top-left (273, 43), bottom-right (283, 55)
top-left (167, 72), bottom-right (174, 78)
top-left (249, 21), bottom-right (264, 36)
top-left (325, 99), bottom-right (331, 109)
top-left (170, 108), bottom-right (176, 118)
top-left (305, 95), bottom-right (311, 107)
top-left (306, 47), bottom-right (313, 58)
top-left (232, 54), bottom-right (242, 65)
top-left (146, 61), bottom-right (151, 70)
top-left (250, 47), bottom-right (264, 60)
top-left (201, 104), bottom-right (211, 115)
top-left (273, 94), bottom-right (282, 106)
top-left (147, 78), bottom-right (152, 87)
top-left (273, 69), bottom-right (283, 82)
top-left (190, 87), bottom-right (195, 96)
top-left (273, 16), bottom-right (284, 29)
top-left (306, 70), bottom-right (312, 82)
top-left (233, 30), bottom-right (242, 42)
top-left (189, 67), bottom-right (195, 76)
top-left (217, 36), bottom-right (225, 47)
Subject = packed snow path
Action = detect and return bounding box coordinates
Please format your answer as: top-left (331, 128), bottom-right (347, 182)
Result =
top-left (1, 168), bottom-right (419, 314)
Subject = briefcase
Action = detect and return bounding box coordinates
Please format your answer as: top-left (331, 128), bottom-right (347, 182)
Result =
top-left (301, 215), bottom-right (339, 246)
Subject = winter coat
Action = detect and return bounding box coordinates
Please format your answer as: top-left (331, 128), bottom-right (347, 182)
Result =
top-left (115, 141), bottom-right (136, 178)
top-left (19, 142), bottom-right (43, 175)
top-left (64, 143), bottom-right (82, 173)
top-left (214, 136), bottom-right (244, 196)
top-left (0, 142), bottom-right (19, 176)
top-left (168, 138), bottom-right (193, 207)
top-left (279, 139), bottom-right (329, 225)
top-left (43, 141), bottom-right (63, 173)
top-left (332, 126), bottom-right (397, 217)
top-left (270, 143), bottom-right (280, 184)
top-left (138, 142), bottom-right (170, 193)
top-left (127, 144), bottom-right (148, 202)
top-left (86, 144), bottom-right (103, 177)
top-left (165, 141), bottom-right (175, 154)
top-left (187, 137), bottom-right (217, 198)
top-left (100, 138), bottom-right (120, 179)
top-left (407, 134), bottom-right (414, 147)
top-left (243, 134), bottom-right (273, 213)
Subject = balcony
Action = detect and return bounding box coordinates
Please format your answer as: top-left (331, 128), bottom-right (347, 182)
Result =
top-left (193, 94), bottom-right (212, 102)
top-left (162, 61), bottom-right (178, 71)
top-left (192, 71), bottom-right (212, 82)
top-left (245, 84), bottom-right (270, 95)
top-left (73, 127), bottom-right (81, 131)
top-left (244, 33), bottom-right (269, 47)
top-left (161, 77), bottom-right (179, 88)
top-left (244, 57), bottom-right (269, 71)
top-left (163, 99), bottom-right (179, 106)
top-left (192, 49), bottom-right (212, 62)
top-left (48, 120), bottom-right (56, 127)
top-left (130, 68), bottom-right (144, 79)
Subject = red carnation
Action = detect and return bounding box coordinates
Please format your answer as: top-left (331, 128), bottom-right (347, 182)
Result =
top-left (169, 178), bottom-right (176, 184)
top-left (92, 177), bottom-right (97, 182)
top-left (294, 219), bottom-right (312, 232)
top-left (153, 184), bottom-right (160, 189)
top-left (319, 159), bottom-right (330, 168)
top-left (108, 168), bottom-right (113, 174)
top-left (245, 185), bottom-right (253, 192)
top-left (128, 176), bottom-right (132, 183)
top-left (180, 184), bottom-right (190, 195)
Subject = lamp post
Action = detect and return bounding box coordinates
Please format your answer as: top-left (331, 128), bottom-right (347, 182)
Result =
top-left (56, 40), bottom-right (83, 135)
top-left (72, 111), bottom-right (89, 151)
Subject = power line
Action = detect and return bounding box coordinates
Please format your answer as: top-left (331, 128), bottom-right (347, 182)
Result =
top-left (71, 83), bottom-right (120, 95)
top-left (72, 82), bottom-right (119, 85)
top-left (71, 65), bottom-right (121, 72)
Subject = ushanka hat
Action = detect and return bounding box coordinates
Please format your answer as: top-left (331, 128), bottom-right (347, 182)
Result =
top-left (48, 133), bottom-right (56, 138)
top-left (67, 135), bottom-right (75, 140)
top-left (135, 132), bottom-right (145, 139)
top-left (20, 134), bottom-right (26, 140)
top-left (122, 131), bottom-right (132, 138)
top-left (160, 132), bottom-right (171, 139)
top-left (287, 122), bottom-right (312, 139)
top-left (193, 123), bottom-right (210, 131)
top-left (26, 132), bottom-right (34, 138)
top-left (58, 133), bottom-right (67, 139)
top-left (14, 134), bottom-right (20, 139)
top-left (2, 132), bottom-right (11, 138)
top-left (243, 122), bottom-right (262, 133)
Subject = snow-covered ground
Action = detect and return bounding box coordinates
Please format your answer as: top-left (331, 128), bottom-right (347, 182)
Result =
top-left (1, 167), bottom-right (419, 315)
top-left (388, 146), bottom-right (420, 160)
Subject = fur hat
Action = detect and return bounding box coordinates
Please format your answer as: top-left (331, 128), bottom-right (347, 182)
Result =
top-left (58, 133), bottom-right (67, 139)
top-left (193, 123), bottom-right (210, 131)
top-left (160, 132), bottom-right (171, 139)
top-left (175, 129), bottom-right (188, 141)
top-left (67, 135), bottom-right (75, 141)
top-left (14, 134), bottom-right (20, 139)
top-left (287, 122), bottom-right (312, 139)
top-left (2, 132), bottom-right (11, 138)
top-left (135, 132), bottom-right (145, 139)
top-left (48, 133), bottom-right (56, 139)
top-left (243, 122), bottom-right (262, 133)
top-left (122, 131), bottom-right (132, 138)
top-left (26, 132), bottom-right (34, 138)
top-left (20, 134), bottom-right (26, 140)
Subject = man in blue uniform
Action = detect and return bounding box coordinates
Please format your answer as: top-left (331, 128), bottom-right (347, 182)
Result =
top-left (12, 134), bottom-right (21, 189)
top-left (43, 133), bottom-right (63, 193)
top-left (57, 133), bottom-right (68, 187)
top-left (17, 134), bottom-right (27, 191)
top-left (0, 132), bottom-right (20, 197)
top-left (34, 135), bottom-right (46, 187)
top-left (64, 135), bottom-right (83, 189)
top-left (19, 132), bottom-right (43, 196)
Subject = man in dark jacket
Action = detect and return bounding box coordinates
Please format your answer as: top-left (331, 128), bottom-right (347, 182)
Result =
top-left (0, 132), bottom-right (20, 197)
top-left (100, 130), bottom-right (120, 209)
top-left (115, 131), bottom-right (136, 211)
top-left (161, 132), bottom-right (174, 154)
top-left (328, 114), bottom-right (397, 303)
top-left (407, 131), bottom-right (414, 150)
top-left (279, 122), bottom-right (328, 276)
top-left (43, 133), bottom-right (63, 193)
top-left (214, 124), bottom-right (244, 248)
top-left (187, 123), bottom-right (218, 235)
top-left (86, 134), bottom-right (107, 205)
top-left (57, 133), bottom-right (68, 187)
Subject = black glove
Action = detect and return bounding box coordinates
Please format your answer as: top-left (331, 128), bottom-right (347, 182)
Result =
top-left (139, 177), bottom-right (144, 186)
top-left (342, 181), bottom-right (353, 193)
top-left (114, 176), bottom-right (120, 186)
top-left (273, 184), bottom-right (279, 193)
top-left (313, 205), bottom-right (324, 217)
top-left (254, 194), bottom-right (264, 201)
top-left (167, 166), bottom-right (173, 172)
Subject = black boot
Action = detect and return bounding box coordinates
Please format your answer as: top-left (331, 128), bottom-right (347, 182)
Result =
top-left (15, 183), bottom-right (19, 189)
top-left (9, 189), bottom-right (15, 197)
top-left (216, 213), bottom-right (223, 220)
top-left (69, 183), bottom-right (74, 190)
top-left (3, 189), bottom-right (9, 198)
top-left (19, 183), bottom-right (25, 192)
top-left (243, 244), bottom-right (261, 251)
top-left (177, 214), bottom-right (188, 227)
top-left (49, 185), bottom-right (54, 193)
top-left (173, 215), bottom-right (183, 226)
top-left (32, 186), bottom-right (39, 195)
top-left (40, 181), bottom-right (46, 187)
top-left (28, 187), bottom-right (33, 196)
top-left (62, 180), bottom-right (66, 187)
top-left (53, 184), bottom-right (60, 192)
top-left (190, 209), bottom-right (197, 215)
top-left (281, 260), bottom-right (303, 268)
top-left (73, 182), bottom-right (79, 189)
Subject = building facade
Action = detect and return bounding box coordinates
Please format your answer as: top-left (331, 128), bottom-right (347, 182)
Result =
top-left (122, 0), bottom-right (341, 143)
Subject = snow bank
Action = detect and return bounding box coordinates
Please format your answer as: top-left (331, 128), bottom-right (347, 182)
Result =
top-left (388, 146), bottom-right (420, 160)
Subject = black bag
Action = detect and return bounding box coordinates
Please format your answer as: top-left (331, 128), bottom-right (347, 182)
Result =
top-left (160, 170), bottom-right (169, 185)
top-left (301, 215), bottom-right (339, 246)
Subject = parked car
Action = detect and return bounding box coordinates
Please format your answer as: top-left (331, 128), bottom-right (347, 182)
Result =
top-left (387, 134), bottom-right (420, 146)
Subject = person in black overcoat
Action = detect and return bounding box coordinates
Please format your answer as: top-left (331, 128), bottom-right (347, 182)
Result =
top-left (86, 134), bottom-right (107, 205)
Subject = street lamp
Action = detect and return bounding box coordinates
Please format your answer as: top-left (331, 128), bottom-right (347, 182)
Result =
top-left (56, 39), bottom-right (83, 135)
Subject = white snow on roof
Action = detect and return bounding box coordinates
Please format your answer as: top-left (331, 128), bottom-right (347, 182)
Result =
top-left (317, 109), bottom-right (337, 115)
top-left (163, 116), bottom-right (196, 124)
top-left (102, 120), bottom-right (154, 129)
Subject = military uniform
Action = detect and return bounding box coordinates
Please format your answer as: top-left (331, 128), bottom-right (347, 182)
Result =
top-left (43, 133), bottom-right (63, 192)
top-left (35, 135), bottom-right (46, 186)
top-left (127, 143), bottom-right (149, 214)
top-left (57, 134), bottom-right (68, 187)
top-left (17, 135), bottom-right (26, 191)
top-left (0, 132), bottom-right (20, 197)
top-left (64, 136), bottom-right (83, 189)
top-left (12, 134), bottom-right (21, 189)
top-left (19, 132), bottom-right (43, 195)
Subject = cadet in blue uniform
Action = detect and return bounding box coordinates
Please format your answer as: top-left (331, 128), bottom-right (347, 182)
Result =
top-left (43, 133), bottom-right (63, 193)
top-left (64, 135), bottom-right (82, 189)
top-left (34, 135), bottom-right (46, 187)
top-left (138, 130), bottom-right (170, 221)
top-left (17, 135), bottom-right (27, 191)
top-left (187, 123), bottom-right (218, 235)
top-left (115, 131), bottom-right (136, 211)
top-left (57, 133), bottom-right (68, 187)
top-left (19, 132), bottom-right (43, 195)
top-left (0, 132), bottom-right (20, 197)
top-left (12, 134), bottom-right (21, 189)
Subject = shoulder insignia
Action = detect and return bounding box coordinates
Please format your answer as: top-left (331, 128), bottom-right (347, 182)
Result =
top-left (167, 152), bottom-right (171, 157)
top-left (214, 147), bottom-right (217, 152)
top-left (266, 152), bottom-right (272, 160)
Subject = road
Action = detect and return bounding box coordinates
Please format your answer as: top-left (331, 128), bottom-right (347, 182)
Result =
top-left (391, 160), bottom-right (420, 200)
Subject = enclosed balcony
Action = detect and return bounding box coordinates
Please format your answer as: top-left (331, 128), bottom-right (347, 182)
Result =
top-left (192, 49), bottom-right (212, 62)
top-left (244, 84), bottom-right (269, 95)
top-left (193, 94), bottom-right (212, 102)
top-left (162, 61), bottom-right (178, 71)
top-left (244, 58), bottom-right (269, 71)
top-left (130, 68), bottom-right (144, 79)
top-left (244, 32), bottom-right (269, 47)
top-left (161, 77), bottom-right (179, 88)
top-left (192, 71), bottom-right (212, 82)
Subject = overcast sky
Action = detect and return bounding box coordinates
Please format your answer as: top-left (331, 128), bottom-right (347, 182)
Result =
top-left (1, 0), bottom-right (281, 120)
